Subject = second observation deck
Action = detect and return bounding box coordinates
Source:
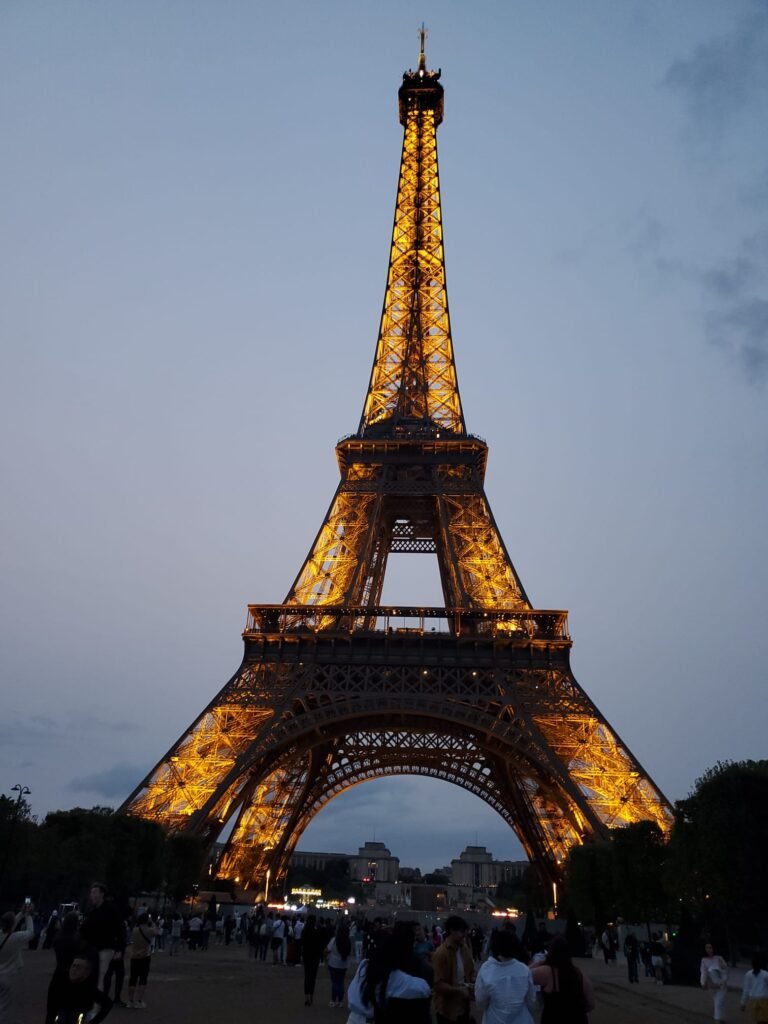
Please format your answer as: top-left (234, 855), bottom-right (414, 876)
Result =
top-left (245, 605), bottom-right (570, 644)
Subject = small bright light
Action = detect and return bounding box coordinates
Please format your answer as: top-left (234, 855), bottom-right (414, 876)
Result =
top-left (347, 897), bottom-right (356, 904)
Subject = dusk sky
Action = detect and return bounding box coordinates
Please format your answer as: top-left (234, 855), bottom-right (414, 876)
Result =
top-left (2, 2), bottom-right (767, 872)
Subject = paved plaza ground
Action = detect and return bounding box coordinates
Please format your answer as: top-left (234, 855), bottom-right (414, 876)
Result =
top-left (15, 941), bottom-right (741, 1024)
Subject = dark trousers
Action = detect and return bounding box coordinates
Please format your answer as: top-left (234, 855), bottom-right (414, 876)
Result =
top-left (627, 956), bottom-right (639, 983)
top-left (304, 957), bottom-right (321, 996)
top-left (328, 966), bottom-right (347, 1003)
top-left (437, 1014), bottom-right (470, 1024)
top-left (103, 955), bottom-right (125, 1000)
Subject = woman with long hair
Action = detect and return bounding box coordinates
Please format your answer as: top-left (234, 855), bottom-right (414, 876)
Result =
top-left (326, 922), bottom-right (352, 1008)
top-left (531, 936), bottom-right (595, 1023)
top-left (348, 922), bottom-right (431, 1024)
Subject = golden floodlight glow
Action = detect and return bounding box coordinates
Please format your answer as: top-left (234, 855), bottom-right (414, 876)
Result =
top-left (120, 37), bottom-right (674, 894)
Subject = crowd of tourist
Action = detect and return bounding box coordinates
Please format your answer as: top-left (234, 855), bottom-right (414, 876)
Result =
top-left (2, 886), bottom-right (767, 1024)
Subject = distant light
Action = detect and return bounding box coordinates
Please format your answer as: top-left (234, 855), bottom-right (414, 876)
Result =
top-left (347, 897), bottom-right (356, 904)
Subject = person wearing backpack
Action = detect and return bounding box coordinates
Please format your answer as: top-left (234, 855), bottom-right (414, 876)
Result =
top-left (126, 913), bottom-right (159, 1009)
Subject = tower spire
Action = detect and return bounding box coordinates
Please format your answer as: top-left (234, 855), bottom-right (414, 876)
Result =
top-left (359, 40), bottom-right (462, 438)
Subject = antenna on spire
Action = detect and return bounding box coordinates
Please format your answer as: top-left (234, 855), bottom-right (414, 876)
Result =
top-left (418, 23), bottom-right (427, 72)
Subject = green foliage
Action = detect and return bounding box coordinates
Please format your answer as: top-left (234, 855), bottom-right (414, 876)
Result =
top-left (610, 820), bottom-right (668, 925)
top-left (565, 836), bottom-right (616, 925)
top-left (165, 834), bottom-right (208, 902)
top-left (668, 759), bottom-right (768, 945)
top-left (565, 823), bottom-right (667, 927)
top-left (0, 794), bottom-right (40, 905)
top-left (0, 804), bottom-right (209, 911)
top-left (565, 760), bottom-right (768, 947)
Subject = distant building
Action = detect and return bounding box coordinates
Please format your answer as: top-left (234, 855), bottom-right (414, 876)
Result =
top-left (290, 840), bottom-right (399, 883)
top-left (353, 841), bottom-right (399, 883)
top-left (290, 841), bottom-right (526, 899)
top-left (290, 850), bottom-right (351, 873)
top-left (450, 846), bottom-right (528, 889)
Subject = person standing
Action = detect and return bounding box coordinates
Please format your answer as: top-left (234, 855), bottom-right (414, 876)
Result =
top-left (0, 906), bottom-right (35, 1023)
top-left (293, 916), bottom-right (305, 964)
top-left (432, 915), bottom-right (476, 1024)
top-left (649, 933), bottom-right (666, 985)
top-left (347, 924), bottom-right (431, 1024)
top-left (326, 923), bottom-right (351, 1007)
top-left (42, 911), bottom-right (60, 951)
top-left (531, 936), bottom-right (595, 1024)
top-left (741, 952), bottom-right (768, 1022)
top-left (187, 913), bottom-right (202, 952)
top-left (80, 884), bottom-right (122, 990)
top-left (126, 913), bottom-right (159, 1010)
top-left (700, 942), bottom-right (729, 1023)
top-left (623, 933), bottom-right (640, 984)
top-left (474, 930), bottom-right (536, 1024)
top-left (169, 914), bottom-right (182, 956)
top-left (271, 915), bottom-right (286, 965)
top-left (102, 913), bottom-right (129, 1007)
top-left (301, 915), bottom-right (325, 1006)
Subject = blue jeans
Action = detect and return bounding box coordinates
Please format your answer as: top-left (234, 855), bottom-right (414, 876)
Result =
top-left (328, 966), bottom-right (346, 1003)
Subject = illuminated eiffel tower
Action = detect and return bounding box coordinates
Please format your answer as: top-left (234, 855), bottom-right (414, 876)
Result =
top-left (122, 33), bottom-right (672, 892)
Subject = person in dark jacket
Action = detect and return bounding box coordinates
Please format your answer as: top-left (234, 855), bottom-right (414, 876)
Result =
top-left (301, 915), bottom-right (325, 1006)
top-left (47, 955), bottom-right (112, 1024)
top-left (79, 884), bottom-right (122, 990)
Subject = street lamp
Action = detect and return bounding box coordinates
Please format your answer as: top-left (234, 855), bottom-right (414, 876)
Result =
top-left (0, 784), bottom-right (31, 885)
top-left (11, 784), bottom-right (31, 809)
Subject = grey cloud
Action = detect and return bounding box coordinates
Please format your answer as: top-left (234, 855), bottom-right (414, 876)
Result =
top-left (702, 257), bottom-right (758, 300)
top-left (0, 716), bottom-right (68, 747)
top-left (706, 298), bottom-right (768, 383)
top-left (68, 761), bottom-right (145, 799)
top-left (0, 714), bottom-right (141, 746)
top-left (664, 10), bottom-right (768, 140)
top-left (699, 230), bottom-right (768, 382)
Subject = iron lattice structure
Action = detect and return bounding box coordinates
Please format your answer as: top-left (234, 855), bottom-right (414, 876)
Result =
top-left (122, 39), bottom-right (673, 891)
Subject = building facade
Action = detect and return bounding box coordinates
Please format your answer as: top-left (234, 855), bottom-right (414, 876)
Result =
top-left (290, 840), bottom-right (399, 883)
top-left (449, 846), bottom-right (528, 889)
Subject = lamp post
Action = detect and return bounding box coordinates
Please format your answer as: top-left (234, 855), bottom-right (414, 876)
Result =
top-left (11, 784), bottom-right (31, 810)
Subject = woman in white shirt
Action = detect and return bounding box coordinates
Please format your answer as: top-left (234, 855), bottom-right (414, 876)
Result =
top-left (327, 924), bottom-right (352, 1008)
top-left (474, 930), bottom-right (537, 1024)
top-left (347, 923), bottom-right (431, 1024)
top-left (700, 942), bottom-right (729, 1023)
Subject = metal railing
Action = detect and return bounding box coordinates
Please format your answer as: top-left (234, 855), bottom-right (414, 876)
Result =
top-left (244, 604), bottom-right (569, 641)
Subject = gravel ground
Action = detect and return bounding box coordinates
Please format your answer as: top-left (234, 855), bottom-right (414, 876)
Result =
top-left (13, 941), bottom-right (729, 1024)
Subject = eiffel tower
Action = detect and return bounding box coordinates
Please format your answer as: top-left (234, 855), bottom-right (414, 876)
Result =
top-left (122, 33), bottom-right (673, 892)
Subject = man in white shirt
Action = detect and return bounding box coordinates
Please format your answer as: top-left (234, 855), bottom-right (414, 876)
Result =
top-left (0, 907), bottom-right (35, 1021)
